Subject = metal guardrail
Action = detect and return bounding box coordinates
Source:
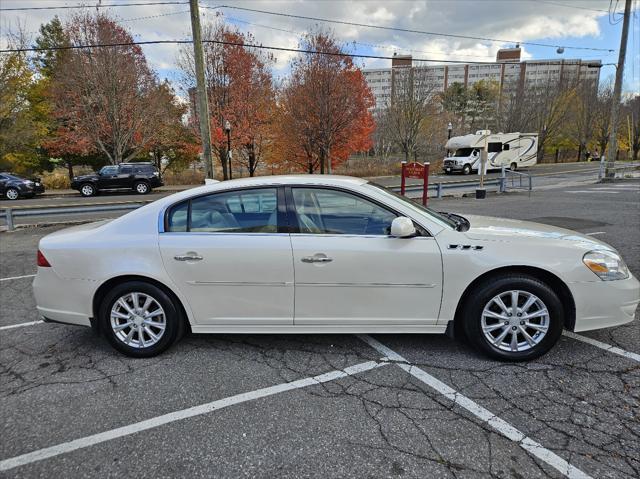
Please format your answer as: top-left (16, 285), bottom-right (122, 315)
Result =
top-left (598, 159), bottom-right (640, 180)
top-left (0, 201), bottom-right (152, 231)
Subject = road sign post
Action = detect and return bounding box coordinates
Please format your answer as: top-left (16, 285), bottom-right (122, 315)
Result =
top-left (401, 161), bottom-right (430, 206)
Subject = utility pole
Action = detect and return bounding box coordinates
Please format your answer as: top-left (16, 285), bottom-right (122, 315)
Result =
top-left (189, 0), bottom-right (214, 179)
top-left (605, 0), bottom-right (631, 178)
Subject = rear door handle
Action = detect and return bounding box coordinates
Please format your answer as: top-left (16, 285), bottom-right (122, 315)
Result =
top-left (301, 255), bottom-right (333, 263)
top-left (174, 253), bottom-right (203, 261)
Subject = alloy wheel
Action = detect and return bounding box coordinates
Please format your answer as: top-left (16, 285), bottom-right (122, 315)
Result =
top-left (5, 188), bottom-right (19, 200)
top-left (110, 292), bottom-right (166, 349)
top-left (81, 185), bottom-right (95, 196)
top-left (481, 290), bottom-right (549, 352)
top-left (136, 183), bottom-right (149, 194)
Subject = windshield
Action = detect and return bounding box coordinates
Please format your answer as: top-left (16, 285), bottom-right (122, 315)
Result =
top-left (365, 183), bottom-right (458, 230)
top-left (453, 148), bottom-right (476, 157)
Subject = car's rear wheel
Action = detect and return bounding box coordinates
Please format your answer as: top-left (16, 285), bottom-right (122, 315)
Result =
top-left (463, 164), bottom-right (472, 175)
top-left (99, 281), bottom-right (183, 357)
top-left (5, 187), bottom-right (19, 200)
top-left (134, 181), bottom-right (150, 194)
top-left (80, 183), bottom-right (96, 197)
top-left (462, 275), bottom-right (563, 361)
top-left (510, 162), bottom-right (518, 171)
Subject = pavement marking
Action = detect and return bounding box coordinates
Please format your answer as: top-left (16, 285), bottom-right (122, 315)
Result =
top-left (0, 320), bottom-right (43, 331)
top-left (0, 359), bottom-right (388, 472)
top-left (585, 232), bottom-right (606, 236)
top-left (567, 190), bottom-right (619, 194)
top-left (359, 335), bottom-right (592, 479)
top-left (564, 331), bottom-right (640, 363)
top-left (0, 274), bottom-right (35, 282)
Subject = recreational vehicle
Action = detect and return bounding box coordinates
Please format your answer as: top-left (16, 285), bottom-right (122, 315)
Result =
top-left (443, 131), bottom-right (538, 174)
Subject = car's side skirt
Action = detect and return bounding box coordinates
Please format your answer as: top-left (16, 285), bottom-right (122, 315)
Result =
top-left (190, 325), bottom-right (448, 334)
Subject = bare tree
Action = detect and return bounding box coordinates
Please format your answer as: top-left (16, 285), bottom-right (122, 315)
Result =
top-left (568, 80), bottom-right (598, 161)
top-left (592, 80), bottom-right (614, 159)
top-left (385, 66), bottom-right (438, 162)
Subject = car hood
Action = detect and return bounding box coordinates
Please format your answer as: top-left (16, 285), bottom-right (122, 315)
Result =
top-left (462, 214), bottom-right (612, 250)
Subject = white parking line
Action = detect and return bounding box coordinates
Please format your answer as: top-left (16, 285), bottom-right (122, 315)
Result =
top-left (564, 331), bottom-right (640, 363)
top-left (0, 359), bottom-right (387, 472)
top-left (0, 320), bottom-right (43, 331)
top-left (359, 335), bottom-right (591, 479)
top-left (567, 190), bottom-right (619, 194)
top-left (0, 274), bottom-right (35, 282)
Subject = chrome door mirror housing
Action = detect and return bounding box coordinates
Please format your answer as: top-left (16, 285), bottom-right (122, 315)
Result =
top-left (391, 217), bottom-right (417, 238)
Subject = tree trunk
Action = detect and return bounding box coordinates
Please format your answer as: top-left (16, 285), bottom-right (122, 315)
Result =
top-left (577, 143), bottom-right (583, 162)
top-left (66, 160), bottom-right (74, 181)
top-left (248, 148), bottom-right (256, 177)
top-left (219, 146), bottom-right (228, 180)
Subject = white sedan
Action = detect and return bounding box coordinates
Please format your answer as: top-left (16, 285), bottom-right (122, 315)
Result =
top-left (33, 175), bottom-right (639, 361)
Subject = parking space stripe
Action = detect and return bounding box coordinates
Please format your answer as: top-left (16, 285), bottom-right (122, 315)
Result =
top-left (0, 359), bottom-right (387, 472)
top-left (0, 274), bottom-right (35, 282)
top-left (564, 331), bottom-right (640, 363)
top-left (359, 335), bottom-right (592, 479)
top-left (0, 320), bottom-right (43, 331)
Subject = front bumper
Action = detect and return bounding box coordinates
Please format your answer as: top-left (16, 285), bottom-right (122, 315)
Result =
top-left (570, 274), bottom-right (640, 332)
top-left (443, 162), bottom-right (465, 172)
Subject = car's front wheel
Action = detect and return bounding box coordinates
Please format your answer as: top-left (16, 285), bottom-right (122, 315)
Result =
top-left (5, 187), bottom-right (20, 200)
top-left (99, 281), bottom-right (184, 357)
top-left (80, 183), bottom-right (96, 197)
top-left (462, 274), bottom-right (564, 361)
top-left (462, 164), bottom-right (472, 175)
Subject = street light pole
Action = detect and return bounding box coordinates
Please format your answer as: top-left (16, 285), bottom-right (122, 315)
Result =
top-left (605, 0), bottom-right (631, 178)
top-left (225, 120), bottom-right (232, 180)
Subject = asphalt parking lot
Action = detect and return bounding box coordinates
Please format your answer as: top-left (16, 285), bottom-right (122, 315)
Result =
top-left (1, 180), bottom-right (638, 478)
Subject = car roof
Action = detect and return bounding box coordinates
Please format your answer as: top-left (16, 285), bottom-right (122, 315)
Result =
top-left (208, 174), bottom-right (368, 188)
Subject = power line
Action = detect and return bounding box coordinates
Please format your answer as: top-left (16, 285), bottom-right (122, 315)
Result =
top-left (533, 1), bottom-right (610, 13)
top-left (202, 4), bottom-right (615, 53)
top-left (0, 37), bottom-right (609, 68)
top-left (0, 1), bottom-right (187, 12)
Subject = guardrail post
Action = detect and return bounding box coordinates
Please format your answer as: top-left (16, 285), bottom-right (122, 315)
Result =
top-left (436, 182), bottom-right (442, 198)
top-left (5, 208), bottom-right (14, 231)
top-left (499, 167), bottom-right (506, 193)
top-left (528, 174), bottom-right (533, 191)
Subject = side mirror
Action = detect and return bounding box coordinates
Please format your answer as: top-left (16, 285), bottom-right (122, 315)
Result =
top-left (391, 217), bottom-right (417, 238)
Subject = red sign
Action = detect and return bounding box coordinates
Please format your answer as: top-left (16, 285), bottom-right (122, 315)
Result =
top-left (401, 161), bottom-right (430, 206)
top-left (404, 162), bottom-right (424, 179)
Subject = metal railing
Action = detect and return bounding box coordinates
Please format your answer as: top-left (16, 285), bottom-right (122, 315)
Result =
top-left (0, 200), bottom-right (153, 231)
top-left (598, 158), bottom-right (640, 180)
top-left (500, 167), bottom-right (532, 192)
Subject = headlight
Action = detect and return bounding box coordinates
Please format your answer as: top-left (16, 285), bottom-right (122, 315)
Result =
top-left (25, 180), bottom-right (33, 185)
top-left (583, 250), bottom-right (629, 281)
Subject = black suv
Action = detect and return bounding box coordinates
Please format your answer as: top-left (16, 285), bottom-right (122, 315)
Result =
top-left (0, 172), bottom-right (45, 200)
top-left (71, 163), bottom-right (163, 197)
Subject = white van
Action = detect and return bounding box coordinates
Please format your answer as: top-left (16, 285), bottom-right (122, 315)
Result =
top-left (443, 130), bottom-right (538, 175)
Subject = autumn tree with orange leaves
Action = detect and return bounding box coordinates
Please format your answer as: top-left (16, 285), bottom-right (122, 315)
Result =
top-left (180, 23), bottom-right (276, 178)
top-left (50, 13), bottom-right (174, 166)
top-left (276, 32), bottom-right (374, 174)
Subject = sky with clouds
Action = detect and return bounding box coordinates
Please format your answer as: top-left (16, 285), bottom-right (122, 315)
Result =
top-left (1, 0), bottom-right (638, 97)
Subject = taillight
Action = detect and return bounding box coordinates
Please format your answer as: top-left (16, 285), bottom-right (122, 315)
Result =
top-left (37, 250), bottom-right (51, 267)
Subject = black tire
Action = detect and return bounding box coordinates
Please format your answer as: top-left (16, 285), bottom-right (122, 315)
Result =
top-left (134, 181), bottom-right (150, 195)
top-left (461, 274), bottom-right (564, 361)
top-left (80, 183), bottom-right (96, 197)
top-left (462, 164), bottom-right (472, 175)
top-left (510, 162), bottom-right (518, 171)
top-left (5, 187), bottom-right (20, 200)
top-left (99, 281), bottom-right (184, 358)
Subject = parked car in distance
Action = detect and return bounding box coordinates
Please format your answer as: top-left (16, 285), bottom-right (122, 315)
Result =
top-left (33, 175), bottom-right (639, 361)
top-left (70, 162), bottom-right (163, 197)
top-left (0, 172), bottom-right (45, 200)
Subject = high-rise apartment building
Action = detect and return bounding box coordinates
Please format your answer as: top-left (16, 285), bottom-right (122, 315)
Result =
top-left (363, 48), bottom-right (601, 109)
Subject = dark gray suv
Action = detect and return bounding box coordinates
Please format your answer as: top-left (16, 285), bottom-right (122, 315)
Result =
top-left (71, 163), bottom-right (163, 197)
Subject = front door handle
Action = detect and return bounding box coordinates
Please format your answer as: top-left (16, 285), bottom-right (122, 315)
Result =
top-left (174, 253), bottom-right (203, 261)
top-left (301, 255), bottom-right (333, 263)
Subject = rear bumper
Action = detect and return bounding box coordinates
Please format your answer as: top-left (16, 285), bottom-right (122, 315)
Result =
top-left (33, 268), bottom-right (96, 328)
top-left (570, 274), bottom-right (640, 332)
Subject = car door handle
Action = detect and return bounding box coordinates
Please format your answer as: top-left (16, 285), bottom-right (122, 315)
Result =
top-left (174, 253), bottom-right (203, 261)
top-left (301, 255), bottom-right (333, 263)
